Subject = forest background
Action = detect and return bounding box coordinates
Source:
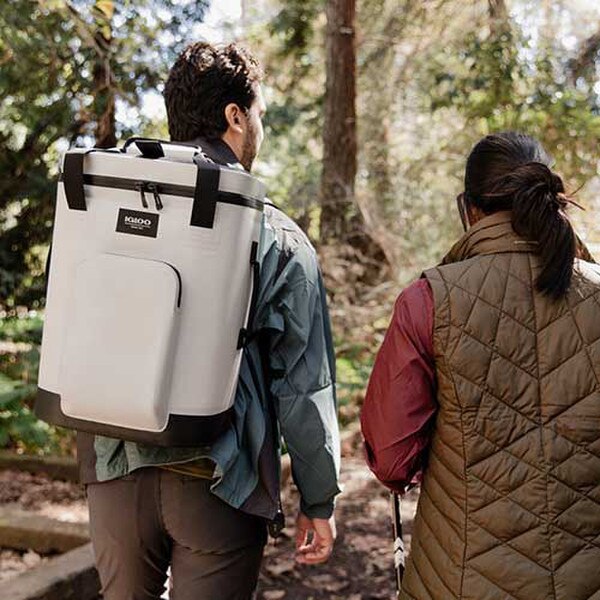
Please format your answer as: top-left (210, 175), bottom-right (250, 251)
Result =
top-left (1, 0), bottom-right (600, 455)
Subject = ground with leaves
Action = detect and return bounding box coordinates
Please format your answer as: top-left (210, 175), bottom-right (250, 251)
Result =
top-left (258, 455), bottom-right (418, 600)
top-left (0, 451), bottom-right (419, 599)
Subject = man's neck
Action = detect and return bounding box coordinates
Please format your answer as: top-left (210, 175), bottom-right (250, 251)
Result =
top-left (189, 136), bottom-right (241, 168)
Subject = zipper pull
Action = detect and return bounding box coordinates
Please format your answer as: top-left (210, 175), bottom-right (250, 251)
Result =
top-left (147, 183), bottom-right (163, 211)
top-left (135, 182), bottom-right (148, 209)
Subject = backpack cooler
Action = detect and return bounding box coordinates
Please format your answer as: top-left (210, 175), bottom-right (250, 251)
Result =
top-left (35, 138), bottom-right (266, 446)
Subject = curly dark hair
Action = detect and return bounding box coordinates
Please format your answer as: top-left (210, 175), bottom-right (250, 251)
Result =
top-left (164, 42), bottom-right (264, 141)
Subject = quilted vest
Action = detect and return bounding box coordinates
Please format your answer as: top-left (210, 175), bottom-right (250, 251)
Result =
top-left (401, 212), bottom-right (600, 600)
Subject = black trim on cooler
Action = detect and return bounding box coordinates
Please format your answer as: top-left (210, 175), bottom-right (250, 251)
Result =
top-left (57, 173), bottom-right (264, 212)
top-left (191, 161), bottom-right (220, 229)
top-left (34, 388), bottom-right (233, 447)
top-left (237, 241), bottom-right (261, 349)
top-left (63, 153), bottom-right (88, 211)
top-left (164, 262), bottom-right (182, 308)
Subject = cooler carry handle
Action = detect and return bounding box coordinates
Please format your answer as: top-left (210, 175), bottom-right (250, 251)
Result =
top-left (122, 136), bottom-right (172, 151)
top-left (122, 137), bottom-right (202, 163)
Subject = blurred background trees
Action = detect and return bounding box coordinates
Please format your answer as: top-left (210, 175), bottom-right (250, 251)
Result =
top-left (2, 0), bottom-right (600, 453)
top-left (0, 0), bottom-right (209, 307)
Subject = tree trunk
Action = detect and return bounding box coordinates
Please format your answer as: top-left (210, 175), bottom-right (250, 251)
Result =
top-left (241, 0), bottom-right (250, 32)
top-left (320, 0), bottom-right (358, 243)
top-left (359, 0), bottom-right (410, 218)
top-left (92, 1), bottom-right (116, 148)
top-left (488, 0), bottom-right (507, 20)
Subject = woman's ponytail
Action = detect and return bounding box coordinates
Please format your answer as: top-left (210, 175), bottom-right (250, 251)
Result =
top-left (509, 163), bottom-right (576, 299)
top-left (464, 132), bottom-right (578, 300)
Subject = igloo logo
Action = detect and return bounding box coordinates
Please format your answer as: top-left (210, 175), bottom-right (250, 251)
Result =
top-left (116, 208), bottom-right (159, 238)
top-left (124, 215), bottom-right (152, 226)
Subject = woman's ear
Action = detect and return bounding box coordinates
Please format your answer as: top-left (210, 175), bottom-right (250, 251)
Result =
top-left (466, 203), bottom-right (486, 227)
top-left (224, 103), bottom-right (245, 135)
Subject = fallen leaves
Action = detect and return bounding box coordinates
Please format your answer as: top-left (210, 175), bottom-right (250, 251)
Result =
top-left (258, 456), bottom-right (418, 600)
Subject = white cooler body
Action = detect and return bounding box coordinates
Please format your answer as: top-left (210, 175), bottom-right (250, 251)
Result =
top-left (35, 140), bottom-right (265, 446)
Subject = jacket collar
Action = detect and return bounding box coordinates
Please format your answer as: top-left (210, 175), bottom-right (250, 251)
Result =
top-left (189, 136), bottom-right (243, 169)
top-left (441, 211), bottom-right (535, 265)
top-left (441, 210), bottom-right (595, 265)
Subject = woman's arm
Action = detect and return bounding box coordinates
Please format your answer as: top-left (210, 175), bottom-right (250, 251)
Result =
top-left (360, 279), bottom-right (437, 494)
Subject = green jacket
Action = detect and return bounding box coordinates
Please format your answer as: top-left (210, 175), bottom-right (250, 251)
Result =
top-left (77, 139), bottom-right (341, 520)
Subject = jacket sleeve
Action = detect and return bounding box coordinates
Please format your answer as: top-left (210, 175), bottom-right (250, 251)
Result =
top-left (360, 279), bottom-right (437, 494)
top-left (262, 241), bottom-right (341, 519)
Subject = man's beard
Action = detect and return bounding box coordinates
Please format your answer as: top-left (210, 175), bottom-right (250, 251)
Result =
top-left (240, 120), bottom-right (259, 172)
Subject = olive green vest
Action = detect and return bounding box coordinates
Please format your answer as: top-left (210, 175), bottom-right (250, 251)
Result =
top-left (402, 212), bottom-right (600, 600)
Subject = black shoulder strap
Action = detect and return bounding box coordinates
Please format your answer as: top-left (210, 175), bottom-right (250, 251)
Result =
top-left (63, 152), bottom-right (89, 211)
top-left (237, 241), bottom-right (261, 349)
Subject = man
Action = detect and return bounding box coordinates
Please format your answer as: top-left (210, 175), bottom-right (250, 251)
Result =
top-left (79, 42), bottom-right (341, 600)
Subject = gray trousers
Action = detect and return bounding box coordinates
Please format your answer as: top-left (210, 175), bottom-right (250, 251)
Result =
top-left (87, 467), bottom-right (267, 600)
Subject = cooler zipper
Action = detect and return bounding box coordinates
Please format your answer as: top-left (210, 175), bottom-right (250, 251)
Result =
top-left (134, 181), bottom-right (163, 211)
top-left (134, 182), bottom-right (149, 209)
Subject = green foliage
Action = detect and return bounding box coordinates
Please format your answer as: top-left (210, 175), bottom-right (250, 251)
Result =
top-left (422, 14), bottom-right (600, 185)
top-left (269, 0), bottom-right (324, 71)
top-left (0, 314), bottom-right (43, 384)
top-left (0, 313), bottom-right (44, 345)
top-left (0, 312), bottom-right (74, 454)
top-left (258, 97), bottom-right (323, 224)
top-left (336, 354), bottom-right (373, 426)
top-left (0, 372), bottom-right (39, 449)
top-left (337, 353), bottom-right (373, 394)
top-left (0, 346), bottom-right (40, 384)
top-left (0, 0), bottom-right (209, 308)
top-left (253, 0), bottom-right (325, 229)
top-left (0, 371), bottom-right (71, 455)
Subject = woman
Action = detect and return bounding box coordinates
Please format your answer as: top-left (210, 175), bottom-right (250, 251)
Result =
top-left (361, 132), bottom-right (600, 600)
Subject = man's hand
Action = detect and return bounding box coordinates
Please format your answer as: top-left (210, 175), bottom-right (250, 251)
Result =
top-left (294, 512), bottom-right (336, 565)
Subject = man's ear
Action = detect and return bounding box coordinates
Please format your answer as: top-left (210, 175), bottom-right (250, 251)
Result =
top-left (224, 103), bottom-right (245, 134)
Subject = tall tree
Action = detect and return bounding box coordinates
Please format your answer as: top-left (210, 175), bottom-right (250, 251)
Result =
top-left (91, 0), bottom-right (116, 148)
top-left (320, 0), bottom-right (357, 243)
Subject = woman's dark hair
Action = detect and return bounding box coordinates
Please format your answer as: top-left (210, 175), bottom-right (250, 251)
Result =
top-left (464, 131), bottom-right (576, 299)
top-left (164, 42), bottom-right (263, 141)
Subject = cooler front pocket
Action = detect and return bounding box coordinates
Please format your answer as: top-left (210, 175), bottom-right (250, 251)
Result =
top-left (59, 253), bottom-right (181, 432)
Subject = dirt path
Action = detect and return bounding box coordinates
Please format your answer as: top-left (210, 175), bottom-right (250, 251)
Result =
top-left (0, 456), bottom-right (419, 599)
top-left (258, 456), bottom-right (418, 600)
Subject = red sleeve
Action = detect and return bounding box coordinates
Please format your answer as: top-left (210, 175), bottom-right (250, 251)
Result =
top-left (360, 278), bottom-right (437, 494)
